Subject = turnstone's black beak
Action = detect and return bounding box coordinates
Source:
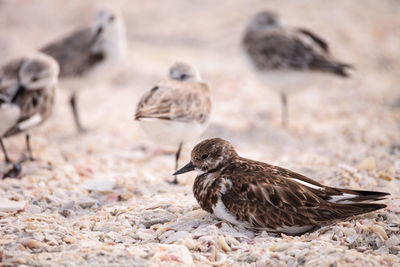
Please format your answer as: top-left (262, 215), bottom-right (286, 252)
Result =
top-left (173, 162), bottom-right (195, 175)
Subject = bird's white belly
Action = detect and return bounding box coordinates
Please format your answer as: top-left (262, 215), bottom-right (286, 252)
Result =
top-left (212, 196), bottom-right (313, 234)
top-left (138, 118), bottom-right (208, 147)
top-left (256, 70), bottom-right (326, 94)
top-left (212, 198), bottom-right (243, 226)
top-left (0, 104), bottom-right (20, 136)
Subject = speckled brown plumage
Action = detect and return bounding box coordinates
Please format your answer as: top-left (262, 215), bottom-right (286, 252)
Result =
top-left (176, 138), bottom-right (389, 235)
top-left (135, 79), bottom-right (211, 124)
top-left (0, 53), bottom-right (59, 137)
top-left (242, 11), bottom-right (352, 76)
top-left (4, 86), bottom-right (55, 137)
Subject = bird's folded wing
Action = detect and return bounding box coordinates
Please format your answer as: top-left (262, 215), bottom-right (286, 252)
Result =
top-left (296, 28), bottom-right (330, 53)
top-left (135, 80), bottom-right (211, 123)
top-left (4, 89), bottom-right (51, 137)
top-left (220, 161), bottom-right (385, 228)
top-left (244, 28), bottom-right (350, 74)
top-left (40, 28), bottom-right (104, 77)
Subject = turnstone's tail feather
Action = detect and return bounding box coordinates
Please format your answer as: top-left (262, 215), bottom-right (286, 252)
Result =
top-left (327, 202), bottom-right (387, 219)
top-left (323, 188), bottom-right (389, 203)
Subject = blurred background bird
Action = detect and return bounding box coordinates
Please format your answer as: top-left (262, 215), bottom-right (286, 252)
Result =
top-left (135, 62), bottom-right (212, 184)
top-left (242, 11), bottom-right (353, 127)
top-left (0, 52), bottom-right (59, 174)
top-left (40, 8), bottom-right (127, 133)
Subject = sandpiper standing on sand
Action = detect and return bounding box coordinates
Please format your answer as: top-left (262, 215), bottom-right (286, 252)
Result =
top-left (41, 9), bottom-right (127, 132)
top-left (242, 11), bottom-right (352, 126)
top-left (135, 62), bottom-right (212, 184)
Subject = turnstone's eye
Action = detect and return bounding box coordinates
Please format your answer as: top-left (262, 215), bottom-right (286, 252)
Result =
top-left (201, 154), bottom-right (208, 160)
top-left (180, 74), bottom-right (188, 80)
top-left (108, 15), bottom-right (115, 22)
top-left (31, 76), bottom-right (39, 82)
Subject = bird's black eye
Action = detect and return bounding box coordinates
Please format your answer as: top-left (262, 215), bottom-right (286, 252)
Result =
top-left (97, 26), bottom-right (103, 35)
top-left (108, 15), bottom-right (115, 22)
top-left (31, 76), bottom-right (39, 82)
top-left (180, 74), bottom-right (188, 80)
top-left (201, 154), bottom-right (208, 160)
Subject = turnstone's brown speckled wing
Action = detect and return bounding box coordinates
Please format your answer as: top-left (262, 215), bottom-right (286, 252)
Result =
top-left (220, 158), bottom-right (387, 230)
top-left (242, 27), bottom-right (352, 76)
top-left (40, 28), bottom-right (104, 77)
top-left (135, 79), bottom-right (211, 124)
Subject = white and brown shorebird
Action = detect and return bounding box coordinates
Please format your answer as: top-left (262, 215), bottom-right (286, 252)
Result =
top-left (174, 138), bottom-right (389, 235)
top-left (40, 9), bottom-right (127, 132)
top-left (0, 53), bottom-right (59, 169)
top-left (135, 62), bottom-right (212, 184)
top-left (242, 11), bottom-right (353, 126)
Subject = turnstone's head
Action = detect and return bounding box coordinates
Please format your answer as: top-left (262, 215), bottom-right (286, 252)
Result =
top-left (19, 53), bottom-right (59, 90)
top-left (247, 11), bottom-right (279, 32)
top-left (168, 62), bottom-right (202, 82)
top-left (174, 138), bottom-right (238, 175)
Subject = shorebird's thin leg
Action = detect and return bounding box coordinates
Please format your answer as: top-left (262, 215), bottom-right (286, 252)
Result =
top-left (0, 137), bottom-right (11, 164)
top-left (70, 92), bottom-right (85, 133)
top-left (25, 134), bottom-right (34, 161)
top-left (280, 92), bottom-right (288, 127)
top-left (171, 142), bottom-right (183, 185)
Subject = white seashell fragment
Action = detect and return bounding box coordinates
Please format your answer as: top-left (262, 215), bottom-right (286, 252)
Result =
top-left (369, 225), bottom-right (388, 240)
top-left (0, 198), bottom-right (26, 212)
top-left (358, 157), bottom-right (376, 171)
top-left (164, 231), bottom-right (189, 244)
top-left (218, 235), bottom-right (231, 252)
top-left (157, 244), bottom-right (193, 265)
top-left (214, 252), bottom-right (227, 265)
top-left (25, 204), bottom-right (42, 214)
top-left (385, 235), bottom-right (400, 248)
top-left (20, 238), bottom-right (46, 249)
top-left (80, 178), bottom-right (115, 192)
top-left (270, 243), bottom-right (292, 252)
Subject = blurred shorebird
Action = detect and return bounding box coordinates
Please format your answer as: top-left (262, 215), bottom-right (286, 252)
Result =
top-left (41, 9), bottom-right (127, 132)
top-left (0, 53), bottom-right (59, 172)
top-left (242, 11), bottom-right (353, 127)
top-left (174, 138), bottom-right (389, 235)
top-left (135, 62), bottom-right (212, 184)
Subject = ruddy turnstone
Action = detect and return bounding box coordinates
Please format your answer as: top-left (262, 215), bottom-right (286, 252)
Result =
top-left (0, 53), bottom-right (59, 166)
top-left (174, 138), bottom-right (389, 235)
top-left (242, 11), bottom-right (353, 126)
top-left (135, 62), bottom-right (212, 184)
top-left (40, 9), bottom-right (127, 132)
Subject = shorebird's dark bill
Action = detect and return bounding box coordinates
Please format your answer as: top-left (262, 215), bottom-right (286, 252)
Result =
top-left (173, 162), bottom-right (195, 175)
